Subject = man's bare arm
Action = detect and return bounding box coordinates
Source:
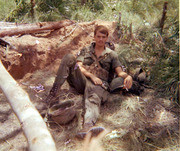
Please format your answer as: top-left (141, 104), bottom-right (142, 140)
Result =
top-left (77, 61), bottom-right (102, 85)
top-left (115, 66), bottom-right (133, 89)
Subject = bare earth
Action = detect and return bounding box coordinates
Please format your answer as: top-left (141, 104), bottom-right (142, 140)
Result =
top-left (0, 20), bottom-right (179, 151)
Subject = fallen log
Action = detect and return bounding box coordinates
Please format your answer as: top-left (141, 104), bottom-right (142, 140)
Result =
top-left (0, 20), bottom-right (74, 37)
top-left (0, 60), bottom-right (56, 151)
top-left (0, 38), bottom-right (10, 47)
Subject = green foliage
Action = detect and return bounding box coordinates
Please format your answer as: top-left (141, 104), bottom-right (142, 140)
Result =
top-left (35, 0), bottom-right (66, 21)
top-left (4, 0), bottom-right (31, 22)
top-left (149, 34), bottom-right (179, 102)
top-left (0, 0), bottom-right (16, 21)
top-left (91, 1), bottom-right (104, 11)
top-left (111, 0), bottom-right (179, 102)
top-left (70, 5), bottom-right (96, 21)
top-left (36, 0), bottom-right (64, 13)
top-left (134, 5), bottom-right (179, 102)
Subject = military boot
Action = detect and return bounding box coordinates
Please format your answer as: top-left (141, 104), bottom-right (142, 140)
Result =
top-left (45, 83), bottom-right (59, 104)
top-left (76, 123), bottom-right (105, 140)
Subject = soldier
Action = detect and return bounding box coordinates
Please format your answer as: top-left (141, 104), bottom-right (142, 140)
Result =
top-left (45, 25), bottom-right (133, 139)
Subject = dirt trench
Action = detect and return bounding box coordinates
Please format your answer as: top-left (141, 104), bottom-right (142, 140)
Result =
top-left (0, 20), bottom-right (116, 80)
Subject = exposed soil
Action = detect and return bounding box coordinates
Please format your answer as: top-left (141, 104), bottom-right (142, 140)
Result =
top-left (0, 20), bottom-right (179, 151)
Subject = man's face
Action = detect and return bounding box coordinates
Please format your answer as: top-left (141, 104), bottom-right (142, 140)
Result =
top-left (94, 31), bottom-right (108, 47)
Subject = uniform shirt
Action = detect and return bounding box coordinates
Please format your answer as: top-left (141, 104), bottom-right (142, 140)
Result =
top-left (76, 42), bottom-right (122, 82)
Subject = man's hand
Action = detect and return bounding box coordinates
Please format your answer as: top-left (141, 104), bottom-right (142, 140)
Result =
top-left (90, 75), bottom-right (103, 85)
top-left (123, 75), bottom-right (133, 89)
top-left (77, 61), bottom-right (102, 85)
top-left (115, 67), bottom-right (133, 90)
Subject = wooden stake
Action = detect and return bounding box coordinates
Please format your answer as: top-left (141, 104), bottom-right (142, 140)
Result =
top-left (159, 2), bottom-right (168, 34)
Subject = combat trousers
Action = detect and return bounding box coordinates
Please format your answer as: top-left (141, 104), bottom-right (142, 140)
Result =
top-left (53, 54), bottom-right (109, 127)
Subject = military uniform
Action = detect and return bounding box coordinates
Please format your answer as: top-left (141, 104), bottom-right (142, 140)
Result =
top-left (48, 42), bottom-right (124, 127)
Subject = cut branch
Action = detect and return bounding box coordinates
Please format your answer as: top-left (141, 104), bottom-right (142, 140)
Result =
top-left (159, 2), bottom-right (168, 34)
top-left (0, 60), bottom-right (56, 151)
top-left (0, 20), bottom-right (74, 37)
top-left (129, 23), bottom-right (133, 39)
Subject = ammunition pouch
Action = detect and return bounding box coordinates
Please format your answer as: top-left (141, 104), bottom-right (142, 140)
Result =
top-left (83, 62), bottom-right (109, 82)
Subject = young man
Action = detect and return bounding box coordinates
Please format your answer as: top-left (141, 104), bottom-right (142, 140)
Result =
top-left (45, 25), bottom-right (132, 139)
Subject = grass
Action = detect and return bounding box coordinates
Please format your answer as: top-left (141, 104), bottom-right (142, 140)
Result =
top-left (70, 5), bottom-right (96, 22)
top-left (100, 95), bottom-right (179, 151)
top-left (0, 0), bottom-right (16, 21)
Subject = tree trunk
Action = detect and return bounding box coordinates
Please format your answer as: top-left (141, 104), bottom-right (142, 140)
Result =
top-left (0, 60), bottom-right (56, 151)
top-left (0, 20), bottom-right (74, 37)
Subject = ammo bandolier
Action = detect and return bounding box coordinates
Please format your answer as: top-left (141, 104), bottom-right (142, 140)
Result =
top-left (47, 42), bottom-right (124, 127)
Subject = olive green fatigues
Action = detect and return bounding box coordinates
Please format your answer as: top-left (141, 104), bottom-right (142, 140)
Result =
top-left (53, 43), bottom-right (122, 126)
